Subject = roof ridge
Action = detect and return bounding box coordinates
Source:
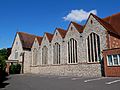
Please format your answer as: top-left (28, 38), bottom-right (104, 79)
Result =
top-left (71, 21), bottom-right (83, 27)
top-left (17, 32), bottom-right (37, 37)
top-left (45, 32), bottom-right (53, 35)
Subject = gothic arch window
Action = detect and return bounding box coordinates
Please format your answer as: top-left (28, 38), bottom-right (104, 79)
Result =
top-left (53, 43), bottom-right (60, 64)
top-left (68, 38), bottom-right (78, 64)
top-left (42, 46), bottom-right (48, 65)
top-left (15, 50), bottom-right (18, 59)
top-left (32, 48), bottom-right (38, 65)
top-left (87, 32), bottom-right (100, 62)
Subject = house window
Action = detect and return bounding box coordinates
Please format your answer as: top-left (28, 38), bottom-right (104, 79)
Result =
top-left (53, 43), bottom-right (60, 64)
top-left (15, 50), bottom-right (18, 59)
top-left (87, 32), bottom-right (100, 62)
top-left (42, 46), bottom-right (48, 65)
top-left (113, 55), bottom-right (119, 65)
top-left (107, 54), bottom-right (120, 66)
top-left (32, 48), bottom-right (38, 65)
top-left (107, 55), bottom-right (113, 66)
top-left (68, 38), bottom-right (77, 64)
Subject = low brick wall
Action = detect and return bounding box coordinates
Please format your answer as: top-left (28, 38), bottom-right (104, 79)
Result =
top-left (30, 63), bottom-right (101, 77)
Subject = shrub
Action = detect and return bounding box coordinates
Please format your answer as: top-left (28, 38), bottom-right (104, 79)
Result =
top-left (15, 64), bottom-right (21, 74)
top-left (9, 64), bottom-right (21, 74)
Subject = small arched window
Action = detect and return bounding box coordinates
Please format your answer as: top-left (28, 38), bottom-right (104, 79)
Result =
top-left (15, 50), bottom-right (18, 59)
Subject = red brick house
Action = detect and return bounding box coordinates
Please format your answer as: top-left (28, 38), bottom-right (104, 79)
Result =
top-left (102, 13), bottom-right (120, 77)
top-left (103, 48), bottom-right (120, 77)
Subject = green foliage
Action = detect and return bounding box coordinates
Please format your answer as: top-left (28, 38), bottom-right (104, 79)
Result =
top-left (0, 48), bottom-right (8, 82)
top-left (0, 48), bottom-right (8, 60)
top-left (0, 48), bottom-right (7, 71)
top-left (9, 64), bottom-right (21, 74)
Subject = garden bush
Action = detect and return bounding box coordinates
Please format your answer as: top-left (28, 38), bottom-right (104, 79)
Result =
top-left (9, 64), bottom-right (21, 74)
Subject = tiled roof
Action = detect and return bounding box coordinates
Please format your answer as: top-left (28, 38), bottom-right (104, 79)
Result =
top-left (103, 12), bottom-right (120, 36)
top-left (36, 36), bottom-right (43, 45)
top-left (17, 32), bottom-right (37, 50)
top-left (57, 28), bottom-right (67, 38)
top-left (71, 21), bottom-right (83, 33)
top-left (91, 13), bottom-right (120, 36)
top-left (45, 32), bottom-right (53, 42)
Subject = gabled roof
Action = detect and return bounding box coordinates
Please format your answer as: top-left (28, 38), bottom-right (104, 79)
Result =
top-left (91, 13), bottom-right (120, 36)
top-left (36, 36), bottom-right (43, 45)
top-left (17, 32), bottom-right (37, 50)
top-left (103, 12), bottom-right (120, 36)
top-left (56, 28), bottom-right (67, 38)
top-left (45, 32), bottom-right (53, 42)
top-left (71, 21), bottom-right (83, 33)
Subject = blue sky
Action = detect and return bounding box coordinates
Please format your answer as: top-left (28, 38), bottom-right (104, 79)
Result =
top-left (0, 0), bottom-right (120, 48)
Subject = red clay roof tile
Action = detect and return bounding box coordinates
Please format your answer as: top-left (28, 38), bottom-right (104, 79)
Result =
top-left (17, 32), bottom-right (40, 50)
top-left (56, 28), bottom-right (67, 38)
top-left (45, 32), bottom-right (53, 42)
top-left (103, 12), bottom-right (120, 36)
top-left (36, 36), bottom-right (43, 45)
top-left (71, 21), bottom-right (83, 33)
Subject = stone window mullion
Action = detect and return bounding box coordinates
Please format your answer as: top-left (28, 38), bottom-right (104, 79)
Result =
top-left (92, 33), bottom-right (95, 62)
top-left (95, 34), bottom-right (98, 62)
top-left (73, 39), bottom-right (75, 63)
top-left (68, 42), bottom-right (70, 63)
top-left (56, 44), bottom-right (59, 64)
top-left (75, 40), bottom-right (77, 63)
top-left (58, 44), bottom-right (60, 64)
top-left (70, 40), bottom-right (72, 63)
top-left (89, 35), bottom-right (92, 62)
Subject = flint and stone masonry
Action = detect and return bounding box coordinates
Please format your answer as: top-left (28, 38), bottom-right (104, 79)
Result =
top-left (8, 13), bottom-right (120, 77)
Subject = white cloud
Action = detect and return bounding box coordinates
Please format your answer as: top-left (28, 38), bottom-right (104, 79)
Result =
top-left (63, 9), bottom-right (97, 22)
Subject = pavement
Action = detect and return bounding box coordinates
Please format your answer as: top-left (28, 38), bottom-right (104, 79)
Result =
top-left (0, 74), bottom-right (120, 90)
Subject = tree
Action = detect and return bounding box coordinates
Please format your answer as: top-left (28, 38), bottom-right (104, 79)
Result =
top-left (0, 48), bottom-right (7, 71)
top-left (0, 48), bottom-right (8, 82)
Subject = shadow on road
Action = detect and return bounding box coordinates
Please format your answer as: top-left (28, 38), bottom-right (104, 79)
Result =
top-left (0, 77), bottom-right (10, 88)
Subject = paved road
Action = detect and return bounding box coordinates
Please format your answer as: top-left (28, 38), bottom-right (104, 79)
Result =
top-left (1, 74), bottom-right (120, 90)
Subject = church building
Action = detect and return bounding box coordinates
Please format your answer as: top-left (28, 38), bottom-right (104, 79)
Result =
top-left (7, 12), bottom-right (120, 77)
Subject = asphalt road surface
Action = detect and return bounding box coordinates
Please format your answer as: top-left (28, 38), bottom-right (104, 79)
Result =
top-left (1, 74), bottom-right (120, 90)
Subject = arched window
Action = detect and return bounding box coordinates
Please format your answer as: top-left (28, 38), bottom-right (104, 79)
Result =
top-left (53, 43), bottom-right (60, 64)
top-left (87, 32), bottom-right (100, 62)
top-left (42, 46), bottom-right (48, 65)
top-left (68, 38), bottom-right (77, 64)
top-left (15, 50), bottom-right (18, 59)
top-left (33, 48), bottom-right (38, 65)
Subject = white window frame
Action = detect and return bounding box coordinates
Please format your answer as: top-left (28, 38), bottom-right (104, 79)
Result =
top-left (107, 54), bottom-right (120, 66)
